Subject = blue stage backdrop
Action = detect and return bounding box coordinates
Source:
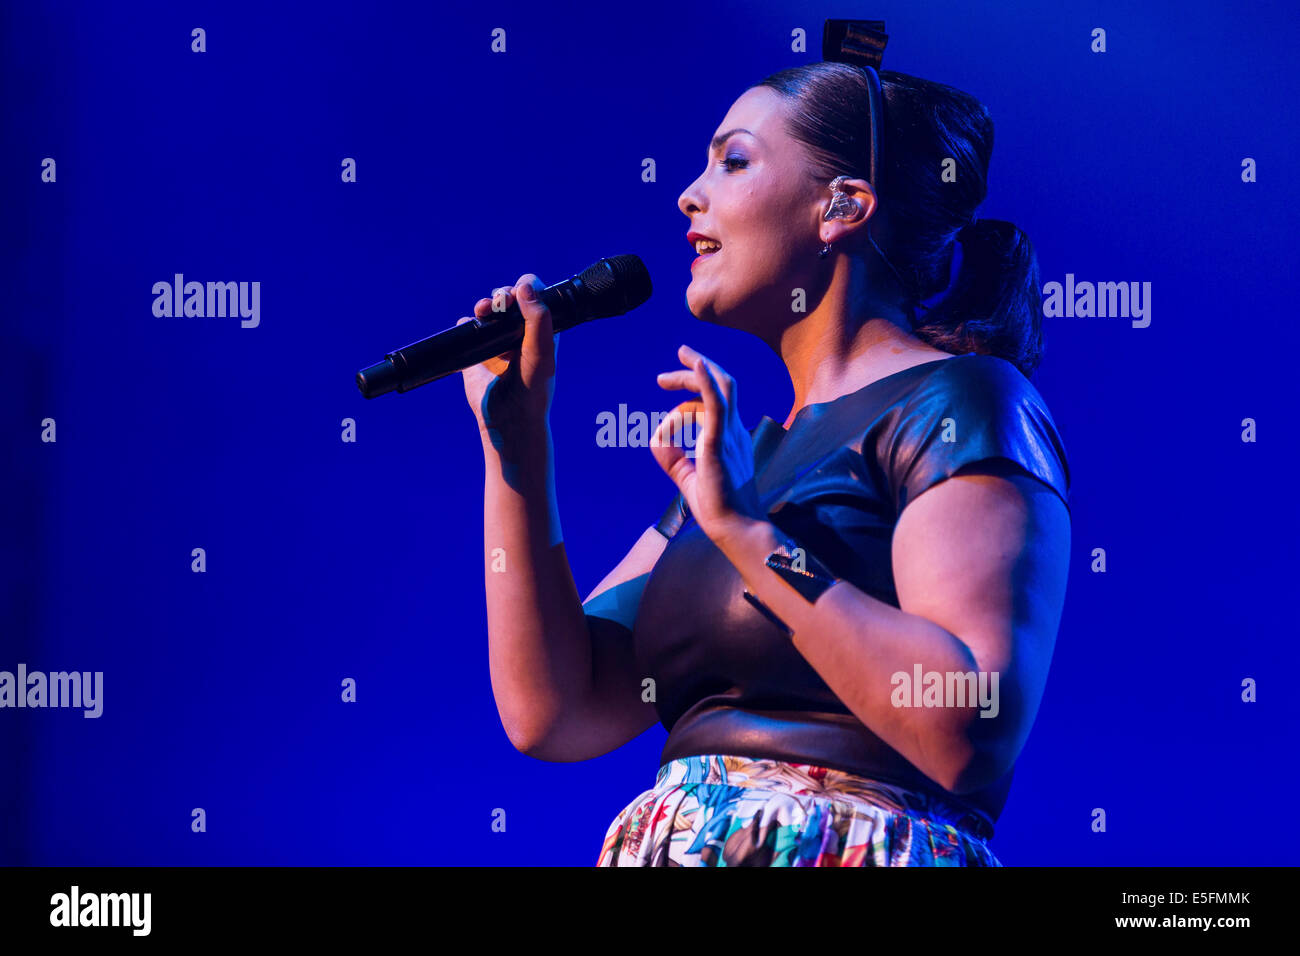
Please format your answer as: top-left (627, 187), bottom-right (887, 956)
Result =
top-left (3, 0), bottom-right (1297, 866)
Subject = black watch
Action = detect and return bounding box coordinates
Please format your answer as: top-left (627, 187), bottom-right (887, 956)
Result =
top-left (741, 533), bottom-right (839, 636)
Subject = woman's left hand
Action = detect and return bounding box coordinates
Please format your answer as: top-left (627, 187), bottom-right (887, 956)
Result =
top-left (651, 345), bottom-right (765, 545)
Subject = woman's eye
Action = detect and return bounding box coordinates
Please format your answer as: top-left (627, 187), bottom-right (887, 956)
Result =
top-left (721, 156), bottom-right (748, 171)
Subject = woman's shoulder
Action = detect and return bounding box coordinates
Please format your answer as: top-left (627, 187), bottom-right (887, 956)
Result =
top-left (914, 350), bottom-right (1033, 387)
top-left (903, 352), bottom-right (1055, 416)
top-left (886, 351), bottom-right (1071, 510)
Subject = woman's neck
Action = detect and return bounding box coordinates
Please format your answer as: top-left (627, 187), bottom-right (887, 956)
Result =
top-left (773, 281), bottom-right (941, 427)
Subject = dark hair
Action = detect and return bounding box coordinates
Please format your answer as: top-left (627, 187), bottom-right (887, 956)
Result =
top-left (753, 62), bottom-right (1044, 378)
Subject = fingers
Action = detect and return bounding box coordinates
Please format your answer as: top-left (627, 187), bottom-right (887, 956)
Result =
top-left (657, 347), bottom-right (731, 399)
top-left (514, 274), bottom-right (555, 379)
top-left (457, 312), bottom-right (515, 377)
top-left (677, 344), bottom-right (734, 406)
top-left (468, 276), bottom-right (555, 379)
top-left (654, 369), bottom-right (696, 391)
top-left (473, 286), bottom-right (516, 320)
top-left (655, 367), bottom-right (712, 442)
top-left (649, 400), bottom-right (705, 489)
top-left (691, 358), bottom-right (722, 452)
top-left (658, 346), bottom-right (736, 455)
top-left (649, 399), bottom-right (707, 448)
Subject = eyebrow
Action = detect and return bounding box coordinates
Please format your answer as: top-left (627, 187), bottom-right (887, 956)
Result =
top-left (710, 128), bottom-right (757, 152)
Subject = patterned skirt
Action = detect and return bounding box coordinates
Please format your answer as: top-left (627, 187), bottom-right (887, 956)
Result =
top-left (596, 754), bottom-right (1002, 867)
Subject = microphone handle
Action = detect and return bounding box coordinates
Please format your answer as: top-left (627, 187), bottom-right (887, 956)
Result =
top-left (394, 313), bottom-right (526, 389)
top-left (358, 282), bottom-right (591, 397)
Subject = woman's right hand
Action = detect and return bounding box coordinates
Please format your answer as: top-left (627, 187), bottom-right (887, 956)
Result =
top-left (459, 273), bottom-right (559, 449)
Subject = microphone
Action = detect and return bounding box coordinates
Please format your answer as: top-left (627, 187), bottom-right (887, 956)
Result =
top-left (356, 254), bottom-right (653, 398)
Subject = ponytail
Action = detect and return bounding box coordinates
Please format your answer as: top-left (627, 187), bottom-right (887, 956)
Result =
top-left (912, 218), bottom-right (1044, 378)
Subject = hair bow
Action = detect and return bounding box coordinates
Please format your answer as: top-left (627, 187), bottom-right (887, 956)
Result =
top-left (820, 19), bottom-right (890, 191)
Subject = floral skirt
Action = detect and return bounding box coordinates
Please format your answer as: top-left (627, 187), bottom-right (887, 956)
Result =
top-left (596, 754), bottom-right (1002, 867)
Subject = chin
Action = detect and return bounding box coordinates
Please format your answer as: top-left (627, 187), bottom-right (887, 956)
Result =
top-left (687, 289), bottom-right (759, 333)
top-left (685, 293), bottom-right (724, 328)
top-left (687, 263), bottom-right (782, 334)
top-left (685, 295), bottom-right (712, 324)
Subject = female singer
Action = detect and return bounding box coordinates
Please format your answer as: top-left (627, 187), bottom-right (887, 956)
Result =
top-left (459, 62), bottom-right (1070, 866)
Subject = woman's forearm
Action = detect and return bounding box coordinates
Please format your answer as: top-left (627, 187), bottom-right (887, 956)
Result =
top-left (479, 423), bottom-right (591, 754)
top-left (712, 517), bottom-right (1010, 794)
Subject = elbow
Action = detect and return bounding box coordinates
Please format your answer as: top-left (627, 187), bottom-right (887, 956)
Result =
top-left (505, 719), bottom-right (571, 762)
top-left (495, 685), bottom-right (573, 759)
top-left (507, 729), bottom-right (540, 758)
top-left (918, 708), bottom-right (1018, 795)
top-left (501, 714), bottom-right (554, 760)
top-left (515, 735), bottom-right (579, 763)
top-left (498, 689), bottom-right (593, 761)
top-left (942, 753), bottom-right (1010, 796)
top-left (935, 734), bottom-right (1017, 796)
top-left (514, 732), bottom-right (556, 761)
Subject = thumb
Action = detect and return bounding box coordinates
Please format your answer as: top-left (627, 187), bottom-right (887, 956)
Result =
top-left (650, 403), bottom-right (702, 492)
top-left (515, 275), bottom-right (555, 380)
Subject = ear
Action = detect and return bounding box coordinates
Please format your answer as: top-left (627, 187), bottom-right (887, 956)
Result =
top-left (819, 177), bottom-right (879, 245)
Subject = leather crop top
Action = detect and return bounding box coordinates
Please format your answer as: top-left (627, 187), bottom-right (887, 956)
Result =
top-left (584, 352), bottom-right (1071, 834)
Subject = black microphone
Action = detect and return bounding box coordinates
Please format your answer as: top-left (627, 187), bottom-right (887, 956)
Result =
top-left (356, 254), bottom-right (653, 398)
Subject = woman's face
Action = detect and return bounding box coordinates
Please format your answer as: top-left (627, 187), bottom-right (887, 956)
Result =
top-left (677, 86), bottom-right (826, 332)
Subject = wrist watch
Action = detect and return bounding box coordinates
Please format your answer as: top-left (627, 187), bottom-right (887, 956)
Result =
top-left (741, 532), bottom-right (839, 636)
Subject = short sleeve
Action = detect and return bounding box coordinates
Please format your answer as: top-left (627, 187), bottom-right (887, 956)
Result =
top-left (653, 491), bottom-right (690, 539)
top-left (582, 571), bottom-right (651, 631)
top-left (881, 356), bottom-right (1071, 515)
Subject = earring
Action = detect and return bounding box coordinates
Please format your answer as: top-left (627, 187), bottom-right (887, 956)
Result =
top-left (820, 175), bottom-right (855, 260)
top-left (824, 175), bottom-right (856, 221)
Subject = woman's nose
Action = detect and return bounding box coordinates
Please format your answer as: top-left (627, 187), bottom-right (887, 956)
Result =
top-left (678, 174), bottom-right (706, 217)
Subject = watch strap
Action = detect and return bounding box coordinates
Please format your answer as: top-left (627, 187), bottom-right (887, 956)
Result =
top-left (741, 532), bottom-right (840, 636)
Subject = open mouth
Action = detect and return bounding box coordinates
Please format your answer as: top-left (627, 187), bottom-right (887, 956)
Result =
top-left (687, 231), bottom-right (721, 270)
top-left (691, 241), bottom-right (721, 268)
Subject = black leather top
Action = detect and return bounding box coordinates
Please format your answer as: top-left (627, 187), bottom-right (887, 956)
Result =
top-left (592, 352), bottom-right (1070, 834)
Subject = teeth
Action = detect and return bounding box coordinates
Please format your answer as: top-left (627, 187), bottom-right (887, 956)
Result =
top-left (694, 239), bottom-right (721, 254)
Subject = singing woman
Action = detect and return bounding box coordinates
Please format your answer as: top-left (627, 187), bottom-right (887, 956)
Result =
top-left (459, 61), bottom-right (1070, 866)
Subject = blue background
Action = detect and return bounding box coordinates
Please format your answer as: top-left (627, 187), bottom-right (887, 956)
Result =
top-left (3, 0), bottom-right (1297, 865)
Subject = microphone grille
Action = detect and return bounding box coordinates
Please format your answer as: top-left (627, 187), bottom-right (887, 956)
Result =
top-left (579, 254), bottom-right (653, 318)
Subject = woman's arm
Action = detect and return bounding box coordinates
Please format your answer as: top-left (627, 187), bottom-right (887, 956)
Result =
top-left (481, 420), bottom-right (663, 760)
top-left (711, 457), bottom-right (1071, 794)
top-left (463, 276), bottom-right (662, 761)
top-left (480, 421), bottom-right (585, 756)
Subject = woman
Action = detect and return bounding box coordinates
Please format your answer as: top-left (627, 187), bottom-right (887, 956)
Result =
top-left (459, 63), bottom-right (1070, 866)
